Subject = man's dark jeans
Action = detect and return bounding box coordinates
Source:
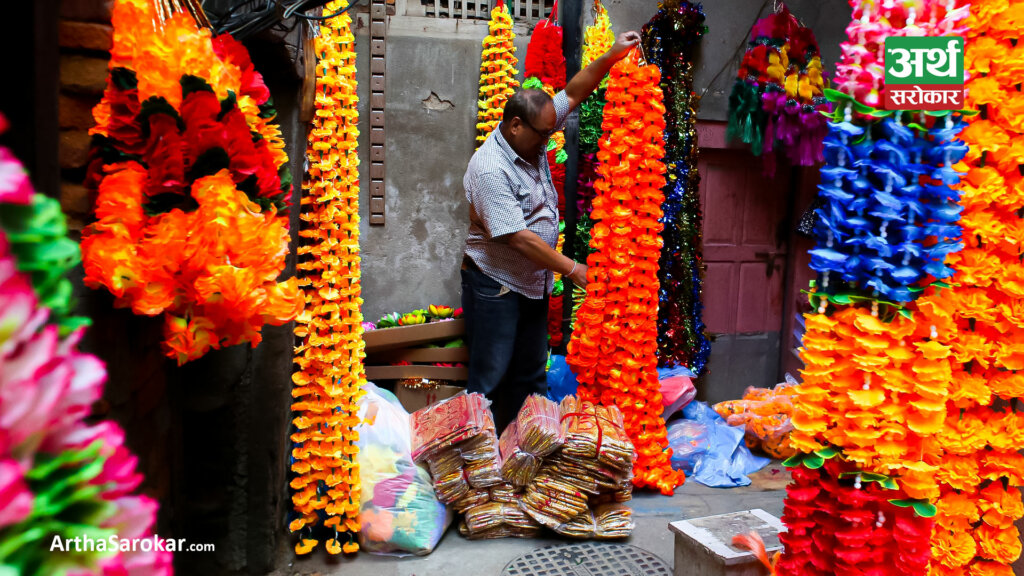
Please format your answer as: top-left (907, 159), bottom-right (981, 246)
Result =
top-left (460, 266), bottom-right (548, 433)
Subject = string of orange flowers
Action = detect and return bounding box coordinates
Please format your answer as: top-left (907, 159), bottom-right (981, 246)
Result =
top-left (924, 2), bottom-right (1024, 573)
top-left (288, 0), bottom-right (365, 556)
top-left (566, 49), bottom-right (684, 495)
top-left (82, 0), bottom-right (302, 365)
top-left (476, 0), bottom-right (518, 147)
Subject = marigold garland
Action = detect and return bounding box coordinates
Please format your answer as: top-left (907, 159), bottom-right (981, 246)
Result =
top-left (642, 0), bottom-right (711, 374)
top-left (0, 117), bottom-right (171, 576)
top-left (287, 0), bottom-right (365, 557)
top-left (924, 1), bottom-right (1024, 572)
top-left (476, 0), bottom-right (519, 146)
top-left (81, 0), bottom-right (301, 365)
top-left (566, 50), bottom-right (684, 495)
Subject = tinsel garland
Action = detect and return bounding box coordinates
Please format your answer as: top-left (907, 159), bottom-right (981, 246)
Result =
top-left (0, 114), bottom-right (171, 576)
top-left (80, 0), bottom-right (301, 365)
top-left (566, 51), bottom-right (685, 495)
top-left (288, 0), bottom-right (364, 556)
top-left (642, 0), bottom-right (711, 374)
top-left (922, 1), bottom-right (1024, 573)
top-left (726, 6), bottom-right (829, 170)
top-left (476, 0), bottom-right (519, 146)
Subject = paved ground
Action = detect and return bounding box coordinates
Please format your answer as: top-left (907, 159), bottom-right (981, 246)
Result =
top-left (269, 463), bottom-right (792, 576)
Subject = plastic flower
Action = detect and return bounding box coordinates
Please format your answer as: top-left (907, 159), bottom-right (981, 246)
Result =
top-left (289, 0), bottom-right (365, 556)
top-left (476, 0), bottom-right (518, 146)
top-left (566, 50), bottom-right (682, 495)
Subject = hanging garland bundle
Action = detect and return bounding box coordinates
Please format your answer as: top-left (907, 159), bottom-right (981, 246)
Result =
top-left (288, 0), bottom-right (365, 556)
top-left (523, 6), bottom-right (565, 92)
top-left (921, 1), bottom-right (1024, 573)
top-left (642, 0), bottom-right (711, 375)
top-left (566, 50), bottom-right (684, 495)
top-left (726, 5), bottom-right (830, 169)
top-left (476, 0), bottom-right (519, 147)
top-left (81, 0), bottom-right (301, 365)
top-left (0, 116), bottom-right (171, 576)
top-left (778, 1), bottom-right (975, 573)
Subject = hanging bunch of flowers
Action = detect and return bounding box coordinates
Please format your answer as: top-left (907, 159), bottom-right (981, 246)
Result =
top-left (524, 4), bottom-right (569, 349)
top-left (922, 1), bottom-right (1024, 573)
top-left (0, 114), bottom-right (172, 576)
top-left (566, 50), bottom-right (684, 495)
top-left (476, 0), bottom-right (519, 147)
top-left (80, 0), bottom-right (301, 365)
top-left (288, 0), bottom-right (365, 557)
top-left (779, 1), bottom-right (973, 572)
top-left (727, 5), bottom-right (830, 170)
top-left (642, 0), bottom-right (711, 375)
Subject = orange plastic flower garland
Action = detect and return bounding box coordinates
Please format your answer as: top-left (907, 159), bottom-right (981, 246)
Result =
top-left (476, 0), bottom-right (518, 146)
top-left (82, 0), bottom-right (301, 365)
top-left (925, 2), bottom-right (1024, 573)
top-left (566, 51), bottom-right (684, 495)
top-left (790, 305), bottom-right (950, 500)
top-left (288, 0), bottom-right (364, 556)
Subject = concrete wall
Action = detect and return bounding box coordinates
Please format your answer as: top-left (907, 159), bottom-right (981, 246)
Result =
top-left (355, 0), bottom-right (851, 323)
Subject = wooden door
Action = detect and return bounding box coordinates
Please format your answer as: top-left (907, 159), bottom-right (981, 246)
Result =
top-left (697, 145), bottom-right (791, 403)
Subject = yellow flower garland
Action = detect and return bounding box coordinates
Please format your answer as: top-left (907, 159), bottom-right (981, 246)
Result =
top-left (582, 0), bottom-right (614, 68)
top-left (289, 0), bottom-right (365, 556)
top-left (476, 0), bottom-right (519, 146)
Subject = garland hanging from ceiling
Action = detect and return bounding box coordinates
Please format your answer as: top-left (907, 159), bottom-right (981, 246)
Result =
top-left (566, 49), bottom-right (685, 495)
top-left (726, 5), bottom-right (830, 173)
top-left (778, 0), bottom-right (979, 574)
top-left (476, 0), bottom-right (519, 147)
top-left (524, 2), bottom-right (569, 348)
top-left (642, 0), bottom-right (710, 375)
top-left (288, 0), bottom-right (366, 556)
top-left (80, 0), bottom-right (302, 365)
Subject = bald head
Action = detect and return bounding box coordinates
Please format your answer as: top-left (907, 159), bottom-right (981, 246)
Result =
top-left (504, 89), bottom-right (553, 126)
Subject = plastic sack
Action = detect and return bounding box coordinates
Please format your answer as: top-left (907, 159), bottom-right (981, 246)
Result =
top-left (713, 380), bottom-right (797, 459)
top-left (675, 401), bottom-right (770, 488)
top-left (546, 355), bottom-right (579, 402)
top-left (667, 420), bottom-right (709, 475)
top-left (661, 375), bottom-right (696, 418)
top-left (356, 383), bottom-right (452, 556)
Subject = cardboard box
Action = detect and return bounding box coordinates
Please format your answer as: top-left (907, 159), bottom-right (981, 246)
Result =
top-left (395, 383), bottom-right (465, 412)
top-left (363, 319), bottom-right (465, 353)
top-left (365, 365), bottom-right (469, 381)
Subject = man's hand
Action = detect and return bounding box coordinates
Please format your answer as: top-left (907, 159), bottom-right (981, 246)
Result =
top-left (567, 262), bottom-right (589, 289)
top-left (607, 31), bottom-right (642, 61)
top-left (565, 30), bottom-right (643, 109)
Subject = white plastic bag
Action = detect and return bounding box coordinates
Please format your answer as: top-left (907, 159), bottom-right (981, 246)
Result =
top-left (356, 383), bottom-right (453, 556)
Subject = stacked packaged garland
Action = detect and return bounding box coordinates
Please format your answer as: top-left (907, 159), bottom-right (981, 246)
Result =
top-left (566, 50), bottom-right (684, 495)
top-left (778, 0), bottom-right (974, 574)
top-left (476, 0), bottom-right (519, 147)
top-left (81, 0), bottom-right (301, 365)
top-left (641, 0), bottom-right (711, 375)
top-left (571, 0), bottom-right (615, 326)
top-left (922, 1), bottom-right (1024, 573)
top-left (0, 114), bottom-right (171, 576)
top-left (727, 5), bottom-right (830, 171)
top-left (289, 0), bottom-right (365, 556)
top-left (523, 8), bottom-right (569, 348)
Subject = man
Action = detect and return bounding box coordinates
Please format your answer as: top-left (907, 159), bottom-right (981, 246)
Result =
top-left (461, 31), bottom-right (643, 431)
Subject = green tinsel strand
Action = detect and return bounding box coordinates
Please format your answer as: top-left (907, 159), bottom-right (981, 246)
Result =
top-left (577, 89), bottom-right (606, 155)
top-left (726, 80), bottom-right (766, 156)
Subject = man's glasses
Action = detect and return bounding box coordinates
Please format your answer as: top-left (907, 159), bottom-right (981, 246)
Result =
top-left (516, 116), bottom-right (555, 140)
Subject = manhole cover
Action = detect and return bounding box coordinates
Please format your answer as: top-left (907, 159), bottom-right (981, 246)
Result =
top-left (501, 542), bottom-right (672, 576)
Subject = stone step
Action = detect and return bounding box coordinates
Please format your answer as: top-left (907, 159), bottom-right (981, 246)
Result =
top-left (669, 509), bottom-right (785, 576)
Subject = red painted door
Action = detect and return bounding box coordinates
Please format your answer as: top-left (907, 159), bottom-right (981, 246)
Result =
top-left (696, 127), bottom-right (791, 403)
